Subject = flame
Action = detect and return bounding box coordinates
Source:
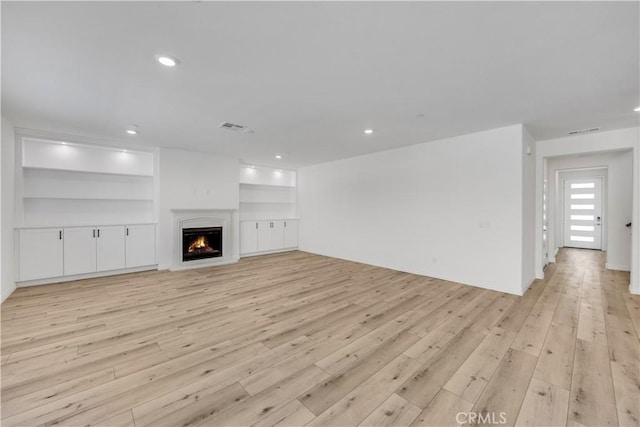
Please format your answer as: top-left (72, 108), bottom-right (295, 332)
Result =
top-left (188, 236), bottom-right (208, 253)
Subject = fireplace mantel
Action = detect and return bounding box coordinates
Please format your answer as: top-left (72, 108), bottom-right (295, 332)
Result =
top-left (170, 209), bottom-right (239, 271)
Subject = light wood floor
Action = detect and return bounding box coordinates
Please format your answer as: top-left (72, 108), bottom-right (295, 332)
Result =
top-left (1, 249), bottom-right (638, 427)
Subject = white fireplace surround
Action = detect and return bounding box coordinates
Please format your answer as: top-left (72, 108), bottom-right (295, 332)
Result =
top-left (171, 209), bottom-right (239, 271)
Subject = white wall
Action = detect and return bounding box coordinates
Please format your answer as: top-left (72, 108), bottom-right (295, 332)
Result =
top-left (299, 125), bottom-right (528, 295)
top-left (535, 127), bottom-right (639, 294)
top-left (157, 148), bottom-right (240, 269)
top-left (547, 152), bottom-right (633, 270)
top-left (1, 117), bottom-right (17, 303)
top-left (522, 127), bottom-right (536, 292)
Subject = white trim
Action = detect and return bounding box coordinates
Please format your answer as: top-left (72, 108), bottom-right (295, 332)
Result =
top-left (240, 247), bottom-right (298, 258)
top-left (605, 263), bottom-right (630, 272)
top-left (16, 265), bottom-right (157, 287)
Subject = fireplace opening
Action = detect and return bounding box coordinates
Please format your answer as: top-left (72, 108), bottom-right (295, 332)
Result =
top-left (182, 227), bottom-right (222, 262)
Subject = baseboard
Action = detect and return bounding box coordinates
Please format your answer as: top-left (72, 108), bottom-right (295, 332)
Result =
top-left (240, 247), bottom-right (298, 258)
top-left (169, 258), bottom-right (239, 272)
top-left (605, 263), bottom-right (630, 272)
top-left (16, 265), bottom-right (158, 287)
top-left (1, 282), bottom-right (17, 304)
top-left (630, 284), bottom-right (640, 295)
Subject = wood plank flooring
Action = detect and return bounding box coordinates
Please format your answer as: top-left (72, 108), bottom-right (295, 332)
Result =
top-left (1, 249), bottom-right (638, 426)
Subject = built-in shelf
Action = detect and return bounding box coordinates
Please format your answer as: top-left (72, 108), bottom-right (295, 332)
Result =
top-left (22, 166), bottom-right (153, 178)
top-left (19, 137), bottom-right (156, 229)
top-left (24, 197), bottom-right (154, 201)
top-left (240, 201), bottom-right (296, 205)
top-left (238, 167), bottom-right (297, 222)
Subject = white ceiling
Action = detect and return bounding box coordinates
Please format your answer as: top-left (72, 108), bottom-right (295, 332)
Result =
top-left (2, 1), bottom-right (639, 168)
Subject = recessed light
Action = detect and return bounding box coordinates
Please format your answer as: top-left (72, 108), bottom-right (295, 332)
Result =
top-left (634, 106), bottom-right (640, 112)
top-left (364, 129), bottom-right (374, 134)
top-left (126, 129), bottom-right (137, 135)
top-left (275, 154), bottom-right (282, 159)
top-left (157, 55), bottom-right (178, 67)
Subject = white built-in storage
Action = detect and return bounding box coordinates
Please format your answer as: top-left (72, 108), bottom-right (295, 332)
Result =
top-left (17, 224), bottom-right (156, 282)
top-left (16, 137), bottom-right (157, 284)
top-left (239, 165), bottom-right (298, 256)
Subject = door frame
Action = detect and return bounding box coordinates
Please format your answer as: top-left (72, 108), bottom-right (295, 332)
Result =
top-left (560, 173), bottom-right (606, 250)
top-left (534, 136), bottom-right (638, 296)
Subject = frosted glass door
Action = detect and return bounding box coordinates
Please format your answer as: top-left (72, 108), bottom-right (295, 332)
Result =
top-left (563, 178), bottom-right (602, 250)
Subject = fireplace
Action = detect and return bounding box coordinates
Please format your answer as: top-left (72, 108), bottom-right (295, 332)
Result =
top-left (182, 227), bottom-right (222, 262)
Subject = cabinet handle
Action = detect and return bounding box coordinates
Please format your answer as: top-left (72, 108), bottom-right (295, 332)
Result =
top-left (255, 223), bottom-right (258, 229)
top-left (97, 229), bottom-right (100, 238)
top-left (93, 229), bottom-right (96, 238)
top-left (59, 230), bottom-right (62, 240)
top-left (126, 228), bottom-right (129, 236)
top-left (284, 221), bottom-right (287, 227)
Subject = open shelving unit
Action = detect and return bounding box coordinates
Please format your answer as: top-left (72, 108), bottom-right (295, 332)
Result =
top-left (19, 138), bottom-right (156, 227)
top-left (238, 166), bottom-right (297, 221)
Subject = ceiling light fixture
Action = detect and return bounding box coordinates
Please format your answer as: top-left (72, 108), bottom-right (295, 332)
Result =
top-left (126, 125), bottom-right (138, 135)
top-left (364, 129), bottom-right (374, 134)
top-left (634, 106), bottom-right (640, 112)
top-left (275, 154), bottom-right (282, 159)
top-left (157, 55), bottom-right (178, 67)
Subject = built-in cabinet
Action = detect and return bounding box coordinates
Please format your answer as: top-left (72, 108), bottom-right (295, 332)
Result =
top-left (15, 137), bottom-right (158, 285)
top-left (240, 219), bottom-right (298, 255)
top-left (238, 165), bottom-right (298, 256)
top-left (17, 224), bottom-right (156, 282)
top-left (18, 228), bottom-right (64, 281)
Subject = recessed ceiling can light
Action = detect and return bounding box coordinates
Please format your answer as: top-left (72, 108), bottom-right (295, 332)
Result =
top-left (157, 55), bottom-right (178, 67)
top-left (364, 129), bottom-right (374, 134)
top-left (126, 129), bottom-right (137, 135)
top-left (275, 154), bottom-right (282, 159)
top-left (634, 106), bottom-right (640, 112)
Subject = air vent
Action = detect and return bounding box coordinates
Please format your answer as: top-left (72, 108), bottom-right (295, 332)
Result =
top-left (218, 122), bottom-right (247, 132)
top-left (568, 127), bottom-right (600, 135)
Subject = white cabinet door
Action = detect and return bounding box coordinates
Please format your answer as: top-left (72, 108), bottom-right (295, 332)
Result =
top-left (284, 219), bottom-right (298, 248)
top-left (271, 220), bottom-right (285, 250)
top-left (96, 226), bottom-right (125, 272)
top-left (125, 224), bottom-right (156, 268)
top-left (18, 228), bottom-right (63, 281)
top-left (240, 221), bottom-right (258, 254)
top-left (64, 227), bottom-right (97, 276)
top-left (257, 221), bottom-right (272, 252)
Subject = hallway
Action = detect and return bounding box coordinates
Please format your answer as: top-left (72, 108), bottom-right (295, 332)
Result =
top-left (537, 248), bottom-right (638, 426)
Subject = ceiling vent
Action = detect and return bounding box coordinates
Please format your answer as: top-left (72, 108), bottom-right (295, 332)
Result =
top-left (218, 122), bottom-right (247, 132)
top-left (568, 127), bottom-right (600, 135)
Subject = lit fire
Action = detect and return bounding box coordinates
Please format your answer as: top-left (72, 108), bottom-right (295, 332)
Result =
top-left (188, 236), bottom-right (208, 253)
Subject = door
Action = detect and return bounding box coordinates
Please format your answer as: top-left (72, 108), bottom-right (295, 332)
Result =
top-left (270, 221), bottom-right (285, 250)
top-left (96, 226), bottom-right (125, 272)
top-left (18, 228), bottom-right (63, 281)
top-left (563, 178), bottom-right (603, 250)
top-left (283, 219), bottom-right (298, 248)
top-left (64, 227), bottom-right (97, 275)
top-left (240, 221), bottom-right (258, 254)
top-left (257, 221), bottom-right (272, 252)
top-left (125, 224), bottom-right (156, 268)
